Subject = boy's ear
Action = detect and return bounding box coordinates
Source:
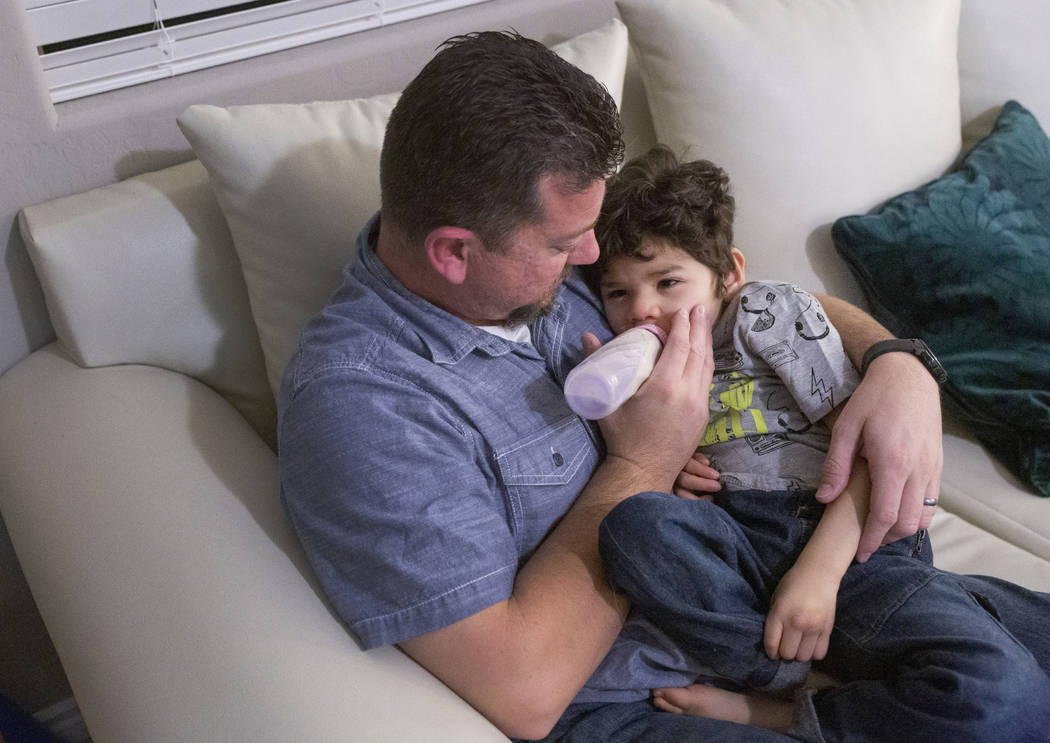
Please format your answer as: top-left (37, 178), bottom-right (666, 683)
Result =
top-left (424, 226), bottom-right (479, 285)
top-left (723, 248), bottom-right (747, 294)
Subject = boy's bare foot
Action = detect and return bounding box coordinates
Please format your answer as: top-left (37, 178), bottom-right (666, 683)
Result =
top-left (652, 684), bottom-right (794, 733)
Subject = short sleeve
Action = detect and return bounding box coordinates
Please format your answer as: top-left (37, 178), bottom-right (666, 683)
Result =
top-left (738, 283), bottom-right (860, 423)
top-left (279, 368), bottom-right (518, 649)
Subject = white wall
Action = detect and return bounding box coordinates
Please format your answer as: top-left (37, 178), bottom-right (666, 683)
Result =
top-left (0, 0), bottom-right (619, 717)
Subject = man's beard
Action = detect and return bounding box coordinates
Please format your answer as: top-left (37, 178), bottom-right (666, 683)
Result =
top-left (504, 265), bottom-right (574, 328)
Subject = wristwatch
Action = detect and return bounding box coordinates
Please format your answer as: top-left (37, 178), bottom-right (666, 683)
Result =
top-left (860, 338), bottom-right (948, 385)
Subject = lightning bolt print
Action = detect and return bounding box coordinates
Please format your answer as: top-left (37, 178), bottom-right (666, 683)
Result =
top-left (810, 369), bottom-right (834, 410)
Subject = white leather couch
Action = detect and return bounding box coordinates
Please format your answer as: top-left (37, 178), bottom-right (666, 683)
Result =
top-left (2, 1), bottom-right (1048, 741)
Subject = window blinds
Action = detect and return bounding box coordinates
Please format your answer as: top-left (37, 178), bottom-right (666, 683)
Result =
top-left (25, 0), bottom-right (493, 102)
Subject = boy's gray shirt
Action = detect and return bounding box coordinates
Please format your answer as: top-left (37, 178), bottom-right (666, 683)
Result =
top-left (705, 281), bottom-right (860, 491)
top-left (581, 282), bottom-right (861, 699)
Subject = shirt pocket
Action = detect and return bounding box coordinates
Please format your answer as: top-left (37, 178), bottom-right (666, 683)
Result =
top-left (495, 416), bottom-right (600, 556)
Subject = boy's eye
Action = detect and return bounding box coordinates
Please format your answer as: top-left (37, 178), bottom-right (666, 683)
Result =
top-left (603, 289), bottom-right (627, 301)
top-left (657, 278), bottom-right (681, 289)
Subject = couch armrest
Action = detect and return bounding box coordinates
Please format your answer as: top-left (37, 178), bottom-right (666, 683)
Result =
top-left (0, 345), bottom-right (506, 743)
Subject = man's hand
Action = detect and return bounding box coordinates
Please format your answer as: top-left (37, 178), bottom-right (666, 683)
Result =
top-left (816, 352), bottom-right (943, 562)
top-left (598, 306), bottom-right (715, 495)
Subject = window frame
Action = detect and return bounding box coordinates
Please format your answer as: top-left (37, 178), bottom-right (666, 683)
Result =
top-left (25, 0), bottom-right (495, 102)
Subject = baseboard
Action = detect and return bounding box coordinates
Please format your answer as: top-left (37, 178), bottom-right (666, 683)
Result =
top-left (34, 697), bottom-right (90, 743)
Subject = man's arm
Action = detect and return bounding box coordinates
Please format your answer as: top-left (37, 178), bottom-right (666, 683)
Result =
top-left (816, 294), bottom-right (943, 562)
top-left (401, 306), bottom-right (714, 739)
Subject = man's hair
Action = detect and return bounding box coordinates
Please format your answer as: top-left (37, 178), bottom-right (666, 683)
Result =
top-left (380, 31), bottom-right (624, 251)
top-left (588, 144), bottom-right (737, 295)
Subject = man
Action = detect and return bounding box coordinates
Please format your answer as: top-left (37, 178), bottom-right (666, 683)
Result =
top-left (278, 31), bottom-right (944, 740)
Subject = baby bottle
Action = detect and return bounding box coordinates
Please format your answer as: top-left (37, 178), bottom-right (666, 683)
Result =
top-left (564, 323), bottom-right (666, 420)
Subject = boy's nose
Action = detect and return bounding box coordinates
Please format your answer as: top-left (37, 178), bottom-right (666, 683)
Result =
top-left (629, 295), bottom-right (662, 325)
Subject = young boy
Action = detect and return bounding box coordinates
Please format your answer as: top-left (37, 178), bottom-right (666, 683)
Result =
top-left (578, 145), bottom-right (1050, 739)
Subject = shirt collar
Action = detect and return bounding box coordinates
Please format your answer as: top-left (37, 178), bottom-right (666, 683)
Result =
top-left (351, 212), bottom-right (552, 365)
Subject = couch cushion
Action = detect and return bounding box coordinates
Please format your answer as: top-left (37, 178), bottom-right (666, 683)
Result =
top-left (832, 101), bottom-right (1050, 499)
top-left (940, 417), bottom-right (1050, 565)
top-left (18, 161), bottom-right (276, 442)
top-left (178, 19), bottom-right (630, 396)
top-left (928, 506), bottom-right (1050, 592)
top-left (0, 343), bottom-right (507, 742)
top-left (958, 0), bottom-right (1050, 152)
top-left (615, 0), bottom-right (962, 307)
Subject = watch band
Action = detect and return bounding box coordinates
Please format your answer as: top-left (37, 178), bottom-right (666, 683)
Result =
top-left (860, 338), bottom-right (949, 386)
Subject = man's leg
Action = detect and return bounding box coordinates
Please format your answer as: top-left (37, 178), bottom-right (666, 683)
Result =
top-left (530, 700), bottom-right (800, 743)
top-left (811, 553), bottom-right (1050, 743)
top-left (953, 572), bottom-right (1050, 676)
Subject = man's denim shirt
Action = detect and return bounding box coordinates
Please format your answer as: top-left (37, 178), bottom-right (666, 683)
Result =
top-left (279, 215), bottom-right (702, 704)
top-left (278, 214), bottom-right (608, 639)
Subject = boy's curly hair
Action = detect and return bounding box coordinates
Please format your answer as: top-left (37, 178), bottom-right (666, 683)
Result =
top-left (588, 144), bottom-right (737, 296)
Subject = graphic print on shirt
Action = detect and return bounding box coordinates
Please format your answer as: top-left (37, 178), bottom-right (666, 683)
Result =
top-left (743, 284), bottom-right (830, 342)
top-left (713, 347), bottom-right (745, 372)
top-left (757, 340), bottom-right (799, 370)
top-left (809, 368), bottom-right (836, 412)
top-left (703, 282), bottom-right (857, 455)
top-left (764, 385), bottom-right (813, 436)
top-left (792, 289), bottom-right (831, 341)
top-left (700, 371), bottom-right (769, 446)
top-left (740, 285), bottom-right (778, 332)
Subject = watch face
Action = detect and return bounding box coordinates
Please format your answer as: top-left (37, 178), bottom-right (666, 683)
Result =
top-left (914, 340), bottom-right (949, 385)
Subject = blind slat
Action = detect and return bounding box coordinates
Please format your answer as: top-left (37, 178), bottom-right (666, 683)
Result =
top-left (27, 0), bottom-right (153, 46)
top-left (26, 1), bottom-right (303, 46)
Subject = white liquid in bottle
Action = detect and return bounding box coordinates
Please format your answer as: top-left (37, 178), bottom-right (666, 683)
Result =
top-left (564, 324), bottom-right (666, 420)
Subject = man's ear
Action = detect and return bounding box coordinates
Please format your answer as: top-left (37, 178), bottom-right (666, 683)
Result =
top-left (424, 226), bottom-right (478, 285)
top-left (723, 248), bottom-right (747, 295)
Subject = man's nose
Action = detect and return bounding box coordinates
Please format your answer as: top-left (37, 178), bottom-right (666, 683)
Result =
top-left (568, 231), bottom-right (600, 265)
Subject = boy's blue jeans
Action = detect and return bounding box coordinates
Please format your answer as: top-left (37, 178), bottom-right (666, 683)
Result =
top-left (578, 490), bottom-right (1050, 743)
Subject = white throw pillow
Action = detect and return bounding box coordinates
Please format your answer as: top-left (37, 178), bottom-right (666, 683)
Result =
top-left (19, 161), bottom-right (276, 442)
top-left (616, 0), bottom-right (962, 305)
top-left (178, 18), bottom-right (629, 396)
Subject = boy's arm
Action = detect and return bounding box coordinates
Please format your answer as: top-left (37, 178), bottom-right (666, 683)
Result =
top-left (674, 450), bottom-right (721, 499)
top-left (765, 410), bottom-right (869, 662)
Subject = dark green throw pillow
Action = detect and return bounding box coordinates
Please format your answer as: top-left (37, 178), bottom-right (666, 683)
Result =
top-left (833, 101), bottom-right (1050, 497)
